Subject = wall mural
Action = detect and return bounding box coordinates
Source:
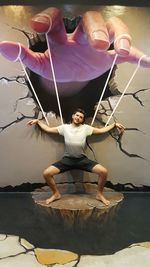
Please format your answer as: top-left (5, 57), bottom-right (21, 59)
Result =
top-left (0, 4), bottom-right (150, 266)
top-left (0, 5), bottom-right (150, 190)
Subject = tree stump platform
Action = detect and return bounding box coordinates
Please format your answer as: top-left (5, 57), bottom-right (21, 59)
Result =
top-left (32, 188), bottom-right (124, 225)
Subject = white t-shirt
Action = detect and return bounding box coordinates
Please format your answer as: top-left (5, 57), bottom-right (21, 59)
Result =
top-left (57, 124), bottom-right (93, 158)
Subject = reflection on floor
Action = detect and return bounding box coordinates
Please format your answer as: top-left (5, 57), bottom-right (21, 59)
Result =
top-left (0, 192), bottom-right (150, 266)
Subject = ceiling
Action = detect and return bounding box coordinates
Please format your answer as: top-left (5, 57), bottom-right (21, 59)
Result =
top-left (0, 0), bottom-right (150, 7)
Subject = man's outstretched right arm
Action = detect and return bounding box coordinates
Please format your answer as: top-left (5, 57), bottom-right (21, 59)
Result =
top-left (27, 119), bottom-right (59, 134)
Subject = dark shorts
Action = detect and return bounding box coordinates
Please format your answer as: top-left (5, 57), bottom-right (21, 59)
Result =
top-left (52, 155), bottom-right (98, 173)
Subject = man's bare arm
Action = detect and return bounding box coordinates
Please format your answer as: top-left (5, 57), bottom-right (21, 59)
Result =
top-left (27, 119), bottom-right (59, 134)
top-left (92, 122), bottom-right (125, 135)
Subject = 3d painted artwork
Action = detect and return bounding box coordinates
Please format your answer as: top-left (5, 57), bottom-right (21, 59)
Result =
top-left (0, 2), bottom-right (150, 266)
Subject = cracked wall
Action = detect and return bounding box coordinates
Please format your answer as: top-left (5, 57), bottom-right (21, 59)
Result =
top-left (0, 5), bottom-right (150, 187)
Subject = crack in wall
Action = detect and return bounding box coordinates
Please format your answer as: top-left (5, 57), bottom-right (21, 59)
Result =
top-left (0, 76), bottom-right (26, 85)
top-left (95, 112), bottom-right (145, 160)
top-left (94, 84), bottom-right (150, 161)
top-left (0, 115), bottom-right (28, 132)
top-left (125, 87), bottom-right (150, 107)
top-left (110, 128), bottom-right (146, 161)
top-left (0, 75), bottom-right (39, 132)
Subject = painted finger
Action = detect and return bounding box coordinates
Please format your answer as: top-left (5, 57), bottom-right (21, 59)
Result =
top-left (116, 47), bottom-right (150, 67)
top-left (108, 47), bottom-right (150, 67)
top-left (0, 41), bottom-right (40, 63)
top-left (31, 7), bottom-right (67, 44)
top-left (106, 17), bottom-right (131, 55)
top-left (125, 47), bottom-right (150, 67)
top-left (0, 41), bottom-right (51, 79)
top-left (0, 41), bottom-right (23, 61)
top-left (81, 11), bottom-right (110, 50)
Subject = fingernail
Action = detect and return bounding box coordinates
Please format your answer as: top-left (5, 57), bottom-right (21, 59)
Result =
top-left (118, 38), bottom-right (130, 53)
top-left (92, 30), bottom-right (109, 50)
top-left (33, 15), bottom-right (50, 24)
top-left (92, 30), bottom-right (108, 41)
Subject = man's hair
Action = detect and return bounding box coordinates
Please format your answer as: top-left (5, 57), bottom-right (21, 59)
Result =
top-left (72, 108), bottom-right (86, 123)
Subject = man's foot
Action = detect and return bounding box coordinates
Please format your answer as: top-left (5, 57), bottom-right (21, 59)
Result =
top-left (35, 192), bottom-right (61, 206)
top-left (45, 192), bottom-right (61, 205)
top-left (96, 192), bottom-right (110, 206)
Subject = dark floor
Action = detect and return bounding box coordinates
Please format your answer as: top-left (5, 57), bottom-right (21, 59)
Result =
top-left (0, 192), bottom-right (150, 255)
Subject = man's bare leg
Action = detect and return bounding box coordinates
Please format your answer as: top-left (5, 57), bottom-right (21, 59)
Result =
top-left (44, 179), bottom-right (61, 205)
top-left (92, 164), bottom-right (110, 206)
top-left (37, 166), bottom-right (61, 205)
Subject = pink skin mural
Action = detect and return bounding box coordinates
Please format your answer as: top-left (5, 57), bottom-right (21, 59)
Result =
top-left (0, 7), bottom-right (150, 96)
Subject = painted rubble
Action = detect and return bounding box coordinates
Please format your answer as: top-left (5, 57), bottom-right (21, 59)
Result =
top-left (0, 234), bottom-right (150, 266)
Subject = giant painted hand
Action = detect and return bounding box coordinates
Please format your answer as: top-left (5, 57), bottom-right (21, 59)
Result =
top-left (0, 7), bottom-right (150, 93)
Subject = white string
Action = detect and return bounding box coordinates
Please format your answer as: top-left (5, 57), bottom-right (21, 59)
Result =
top-left (13, 42), bottom-right (22, 62)
top-left (91, 53), bottom-right (118, 126)
top-left (14, 43), bottom-right (49, 125)
top-left (105, 55), bottom-right (146, 127)
top-left (45, 16), bottom-right (63, 125)
top-left (19, 58), bottom-right (50, 125)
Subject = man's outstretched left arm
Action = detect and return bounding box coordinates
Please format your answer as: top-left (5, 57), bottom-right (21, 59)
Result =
top-left (92, 122), bottom-right (125, 135)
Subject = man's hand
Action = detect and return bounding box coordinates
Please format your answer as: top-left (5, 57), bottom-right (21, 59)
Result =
top-left (115, 122), bottom-right (125, 134)
top-left (0, 8), bottom-right (150, 89)
top-left (27, 118), bottom-right (59, 134)
top-left (27, 119), bottom-right (39, 126)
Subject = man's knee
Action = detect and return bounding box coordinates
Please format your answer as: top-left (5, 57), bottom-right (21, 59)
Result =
top-left (93, 164), bottom-right (108, 177)
top-left (43, 168), bottom-right (50, 178)
top-left (97, 167), bottom-right (108, 178)
top-left (101, 167), bottom-right (108, 177)
top-left (43, 166), bottom-right (60, 178)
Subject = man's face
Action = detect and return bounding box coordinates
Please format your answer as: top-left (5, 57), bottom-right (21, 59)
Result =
top-left (72, 112), bottom-right (85, 125)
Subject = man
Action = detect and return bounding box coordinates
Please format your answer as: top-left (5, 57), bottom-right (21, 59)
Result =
top-left (27, 108), bottom-right (125, 206)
